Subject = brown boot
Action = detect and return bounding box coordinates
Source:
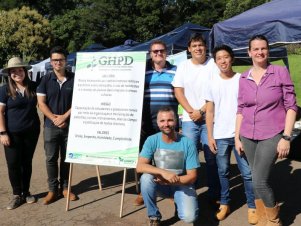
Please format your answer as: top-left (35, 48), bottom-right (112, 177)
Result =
top-left (134, 193), bottom-right (144, 206)
top-left (255, 199), bottom-right (267, 226)
top-left (216, 204), bottom-right (230, 221)
top-left (265, 204), bottom-right (282, 226)
top-left (62, 189), bottom-right (78, 201)
top-left (248, 208), bottom-right (258, 225)
top-left (43, 192), bottom-right (58, 205)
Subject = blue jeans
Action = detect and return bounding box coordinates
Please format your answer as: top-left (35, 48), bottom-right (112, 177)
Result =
top-left (140, 173), bottom-right (198, 223)
top-left (182, 121), bottom-right (220, 200)
top-left (44, 126), bottom-right (70, 192)
top-left (215, 138), bottom-right (255, 208)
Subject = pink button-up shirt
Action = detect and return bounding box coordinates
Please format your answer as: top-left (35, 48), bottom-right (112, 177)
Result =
top-left (237, 64), bottom-right (297, 140)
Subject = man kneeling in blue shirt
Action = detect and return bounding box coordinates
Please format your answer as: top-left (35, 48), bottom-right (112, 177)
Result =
top-left (136, 106), bottom-right (200, 226)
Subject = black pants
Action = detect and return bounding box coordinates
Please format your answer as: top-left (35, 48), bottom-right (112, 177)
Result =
top-left (4, 125), bottom-right (40, 195)
top-left (44, 126), bottom-right (69, 192)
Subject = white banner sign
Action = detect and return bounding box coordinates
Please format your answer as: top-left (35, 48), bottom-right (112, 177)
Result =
top-left (66, 51), bottom-right (147, 168)
top-left (167, 50), bottom-right (187, 66)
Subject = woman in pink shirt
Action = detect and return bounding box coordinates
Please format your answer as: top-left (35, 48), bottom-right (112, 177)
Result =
top-left (235, 35), bottom-right (297, 226)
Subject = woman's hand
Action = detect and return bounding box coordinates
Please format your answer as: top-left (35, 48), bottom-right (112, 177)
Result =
top-left (0, 134), bottom-right (10, 146)
top-left (277, 138), bottom-right (290, 159)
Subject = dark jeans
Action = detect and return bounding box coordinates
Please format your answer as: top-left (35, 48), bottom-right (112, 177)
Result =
top-left (44, 126), bottom-right (69, 192)
top-left (4, 125), bottom-right (40, 196)
top-left (240, 134), bottom-right (281, 207)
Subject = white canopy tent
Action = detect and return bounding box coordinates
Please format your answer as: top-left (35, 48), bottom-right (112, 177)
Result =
top-left (29, 58), bottom-right (50, 81)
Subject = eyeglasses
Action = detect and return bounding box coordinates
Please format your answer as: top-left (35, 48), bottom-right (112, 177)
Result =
top-left (51, 58), bottom-right (66, 63)
top-left (151, 49), bottom-right (166, 54)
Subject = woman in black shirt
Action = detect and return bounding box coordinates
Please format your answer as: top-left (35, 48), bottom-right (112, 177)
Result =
top-left (0, 57), bottom-right (40, 210)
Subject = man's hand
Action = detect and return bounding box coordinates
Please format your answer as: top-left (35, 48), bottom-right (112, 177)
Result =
top-left (153, 176), bottom-right (169, 185)
top-left (235, 138), bottom-right (244, 156)
top-left (57, 122), bottom-right (68, 128)
top-left (52, 114), bottom-right (67, 127)
top-left (189, 110), bottom-right (202, 122)
top-left (208, 137), bottom-right (217, 154)
top-left (158, 170), bottom-right (180, 184)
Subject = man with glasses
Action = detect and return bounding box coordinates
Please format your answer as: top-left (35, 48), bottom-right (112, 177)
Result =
top-left (134, 40), bottom-right (178, 206)
top-left (37, 46), bottom-right (77, 204)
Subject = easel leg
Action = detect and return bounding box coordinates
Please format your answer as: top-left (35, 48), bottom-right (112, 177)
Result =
top-left (120, 168), bottom-right (127, 218)
top-left (65, 163), bottom-right (73, 211)
top-left (134, 170), bottom-right (139, 193)
top-left (96, 166), bottom-right (102, 191)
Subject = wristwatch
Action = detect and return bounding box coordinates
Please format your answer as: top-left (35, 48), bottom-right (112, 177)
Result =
top-left (0, 131), bottom-right (7, 135)
top-left (282, 134), bottom-right (291, 141)
top-left (199, 109), bottom-right (205, 116)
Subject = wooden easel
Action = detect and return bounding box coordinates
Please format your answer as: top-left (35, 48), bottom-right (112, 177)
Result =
top-left (65, 163), bottom-right (139, 217)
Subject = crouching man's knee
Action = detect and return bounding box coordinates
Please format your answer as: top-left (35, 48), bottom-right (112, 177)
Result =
top-left (140, 173), bottom-right (156, 190)
top-left (179, 210), bottom-right (198, 223)
top-left (176, 192), bottom-right (199, 224)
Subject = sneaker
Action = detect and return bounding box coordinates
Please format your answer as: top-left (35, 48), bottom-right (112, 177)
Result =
top-left (24, 193), bottom-right (36, 204)
top-left (6, 195), bottom-right (22, 210)
top-left (149, 218), bottom-right (160, 226)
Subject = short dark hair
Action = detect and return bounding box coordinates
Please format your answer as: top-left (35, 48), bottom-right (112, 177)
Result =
top-left (188, 33), bottom-right (206, 47)
top-left (149, 40), bottom-right (167, 52)
top-left (248, 35), bottom-right (269, 50)
top-left (50, 46), bottom-right (68, 58)
top-left (212, 45), bottom-right (234, 61)
top-left (157, 106), bottom-right (176, 119)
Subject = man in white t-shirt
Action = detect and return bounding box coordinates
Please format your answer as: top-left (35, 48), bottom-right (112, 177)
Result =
top-left (204, 45), bottom-right (257, 225)
top-left (172, 33), bottom-right (221, 205)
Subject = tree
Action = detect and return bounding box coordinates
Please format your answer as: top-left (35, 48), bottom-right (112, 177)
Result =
top-left (134, 0), bottom-right (167, 41)
top-left (0, 6), bottom-right (51, 67)
top-left (223, 0), bottom-right (269, 20)
top-left (0, 0), bottom-right (90, 18)
top-left (0, 0), bottom-right (18, 10)
top-left (50, 7), bottom-right (98, 53)
top-left (50, 0), bottom-right (167, 50)
top-left (190, 0), bottom-right (227, 27)
top-left (162, 0), bottom-right (195, 30)
top-left (0, 0), bottom-right (271, 57)
top-left (90, 0), bottom-right (174, 46)
top-left (30, 0), bottom-right (91, 18)
top-left (90, 0), bottom-right (139, 46)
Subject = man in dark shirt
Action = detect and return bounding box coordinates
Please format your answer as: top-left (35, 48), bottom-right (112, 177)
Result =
top-left (37, 46), bottom-right (77, 204)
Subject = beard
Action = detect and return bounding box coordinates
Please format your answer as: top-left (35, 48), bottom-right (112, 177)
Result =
top-left (160, 125), bottom-right (175, 135)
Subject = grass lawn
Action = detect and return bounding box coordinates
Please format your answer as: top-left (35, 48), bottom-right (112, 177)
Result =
top-left (233, 54), bottom-right (301, 105)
